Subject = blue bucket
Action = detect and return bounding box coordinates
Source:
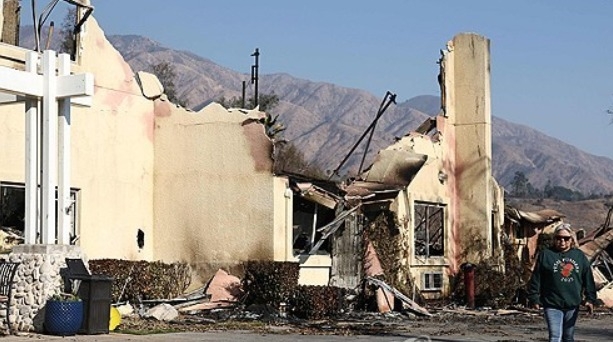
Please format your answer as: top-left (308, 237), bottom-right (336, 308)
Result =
top-left (44, 300), bottom-right (84, 336)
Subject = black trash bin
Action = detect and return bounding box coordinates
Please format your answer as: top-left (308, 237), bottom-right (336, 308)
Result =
top-left (63, 259), bottom-right (113, 335)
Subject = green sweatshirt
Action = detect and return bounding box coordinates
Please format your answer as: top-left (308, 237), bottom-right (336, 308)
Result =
top-left (527, 247), bottom-right (597, 309)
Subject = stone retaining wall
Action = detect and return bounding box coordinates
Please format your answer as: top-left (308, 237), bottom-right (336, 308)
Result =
top-left (1, 245), bottom-right (84, 332)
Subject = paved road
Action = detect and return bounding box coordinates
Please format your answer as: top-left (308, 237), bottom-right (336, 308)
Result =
top-left (0, 328), bottom-right (609, 342)
top-left (0, 332), bottom-right (439, 341)
top-left (2, 314), bottom-right (612, 342)
top-left (0, 332), bottom-right (461, 341)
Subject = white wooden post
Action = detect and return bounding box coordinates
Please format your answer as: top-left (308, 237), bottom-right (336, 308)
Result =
top-left (24, 51), bottom-right (40, 244)
top-left (57, 54), bottom-right (72, 245)
top-left (41, 50), bottom-right (58, 244)
top-left (0, 50), bottom-right (93, 245)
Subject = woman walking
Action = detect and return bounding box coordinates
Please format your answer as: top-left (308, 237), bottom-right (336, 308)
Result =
top-left (527, 224), bottom-right (597, 342)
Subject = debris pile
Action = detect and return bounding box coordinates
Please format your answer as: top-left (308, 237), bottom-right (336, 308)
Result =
top-left (102, 258), bottom-right (613, 337)
top-left (0, 227), bottom-right (24, 253)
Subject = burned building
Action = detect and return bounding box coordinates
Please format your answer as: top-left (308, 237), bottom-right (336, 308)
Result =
top-left (0, 2), bottom-right (502, 300)
top-left (280, 34), bottom-right (504, 299)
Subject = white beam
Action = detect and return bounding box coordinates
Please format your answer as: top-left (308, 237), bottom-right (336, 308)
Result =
top-left (57, 73), bottom-right (94, 98)
top-left (0, 94), bottom-right (92, 107)
top-left (0, 93), bottom-right (21, 104)
top-left (3, 49), bottom-right (93, 246)
top-left (0, 66), bottom-right (93, 107)
top-left (0, 66), bottom-right (43, 97)
top-left (71, 96), bottom-right (93, 107)
top-left (24, 51), bottom-right (40, 245)
top-left (41, 50), bottom-right (58, 244)
top-left (57, 54), bottom-right (72, 245)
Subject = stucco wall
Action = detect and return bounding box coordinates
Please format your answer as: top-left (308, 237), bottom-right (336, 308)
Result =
top-left (0, 103), bottom-right (25, 181)
top-left (153, 102), bottom-right (277, 281)
top-left (381, 33), bottom-right (498, 295)
top-left (384, 133), bottom-right (453, 295)
top-left (273, 176), bottom-right (292, 261)
top-left (0, 18), bottom-right (155, 260)
top-left (445, 33), bottom-right (494, 265)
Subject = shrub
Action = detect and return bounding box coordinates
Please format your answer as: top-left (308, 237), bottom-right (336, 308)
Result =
top-left (290, 285), bottom-right (346, 319)
top-left (242, 261), bottom-right (299, 309)
top-left (89, 259), bottom-right (191, 303)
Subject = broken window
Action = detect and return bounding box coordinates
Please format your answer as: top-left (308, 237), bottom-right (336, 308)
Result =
top-left (414, 202), bottom-right (445, 257)
top-left (0, 182), bottom-right (24, 230)
top-left (292, 196), bottom-right (335, 255)
top-left (513, 222), bottom-right (524, 239)
top-left (0, 182), bottom-right (79, 244)
top-left (491, 212), bottom-right (499, 251)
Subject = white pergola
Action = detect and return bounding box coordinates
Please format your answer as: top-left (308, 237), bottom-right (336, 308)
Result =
top-left (0, 50), bottom-right (93, 245)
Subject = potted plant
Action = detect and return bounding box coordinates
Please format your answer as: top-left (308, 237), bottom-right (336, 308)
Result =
top-left (44, 293), bottom-right (83, 336)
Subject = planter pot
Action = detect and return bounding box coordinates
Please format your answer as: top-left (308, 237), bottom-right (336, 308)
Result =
top-left (44, 300), bottom-right (84, 336)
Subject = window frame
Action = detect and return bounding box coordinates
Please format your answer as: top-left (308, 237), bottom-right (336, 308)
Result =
top-left (0, 181), bottom-right (80, 244)
top-left (422, 272), bottom-right (444, 291)
top-left (414, 201), bottom-right (446, 258)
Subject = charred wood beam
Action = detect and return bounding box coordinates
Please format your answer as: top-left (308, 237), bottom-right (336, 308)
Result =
top-left (366, 276), bottom-right (431, 317)
top-left (330, 91), bottom-right (396, 179)
top-left (414, 117), bottom-right (437, 135)
top-left (598, 252), bottom-right (613, 280)
top-left (139, 294), bottom-right (210, 306)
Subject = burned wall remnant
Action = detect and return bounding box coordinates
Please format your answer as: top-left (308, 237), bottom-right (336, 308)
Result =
top-left (1, 0), bottom-right (19, 45)
top-left (153, 103), bottom-right (280, 283)
top-left (341, 33), bottom-right (503, 299)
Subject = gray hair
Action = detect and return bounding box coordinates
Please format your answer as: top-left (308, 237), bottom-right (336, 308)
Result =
top-left (554, 223), bottom-right (572, 235)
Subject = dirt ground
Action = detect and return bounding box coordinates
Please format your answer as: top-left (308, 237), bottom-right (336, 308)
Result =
top-left (114, 306), bottom-right (613, 341)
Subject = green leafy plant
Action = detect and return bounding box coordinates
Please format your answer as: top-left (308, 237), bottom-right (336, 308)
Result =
top-left (49, 293), bottom-right (81, 302)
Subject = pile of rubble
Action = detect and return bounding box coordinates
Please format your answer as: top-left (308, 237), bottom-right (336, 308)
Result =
top-left (109, 268), bottom-right (599, 336)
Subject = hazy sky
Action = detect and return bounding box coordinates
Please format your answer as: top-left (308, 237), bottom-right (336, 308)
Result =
top-left (24, 1), bottom-right (613, 159)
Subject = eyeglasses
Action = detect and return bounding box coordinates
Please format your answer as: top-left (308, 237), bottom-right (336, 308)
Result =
top-left (555, 236), bottom-right (572, 242)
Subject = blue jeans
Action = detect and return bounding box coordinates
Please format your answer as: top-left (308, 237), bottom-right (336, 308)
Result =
top-left (544, 307), bottom-right (579, 342)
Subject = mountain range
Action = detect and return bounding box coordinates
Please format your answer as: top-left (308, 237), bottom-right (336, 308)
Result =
top-left (20, 27), bottom-right (613, 195)
top-left (106, 34), bottom-right (613, 195)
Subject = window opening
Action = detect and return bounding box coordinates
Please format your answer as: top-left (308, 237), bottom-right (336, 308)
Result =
top-left (292, 196), bottom-right (335, 256)
top-left (0, 182), bottom-right (79, 244)
top-left (422, 272), bottom-right (443, 290)
top-left (491, 211), bottom-right (498, 251)
top-left (414, 202), bottom-right (445, 257)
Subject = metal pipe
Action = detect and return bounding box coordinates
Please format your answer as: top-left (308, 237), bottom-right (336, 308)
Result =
top-left (241, 80), bottom-right (246, 108)
top-left (357, 93), bottom-right (390, 174)
top-left (330, 91), bottom-right (396, 179)
top-left (462, 263), bottom-right (476, 309)
top-left (251, 48), bottom-right (259, 108)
